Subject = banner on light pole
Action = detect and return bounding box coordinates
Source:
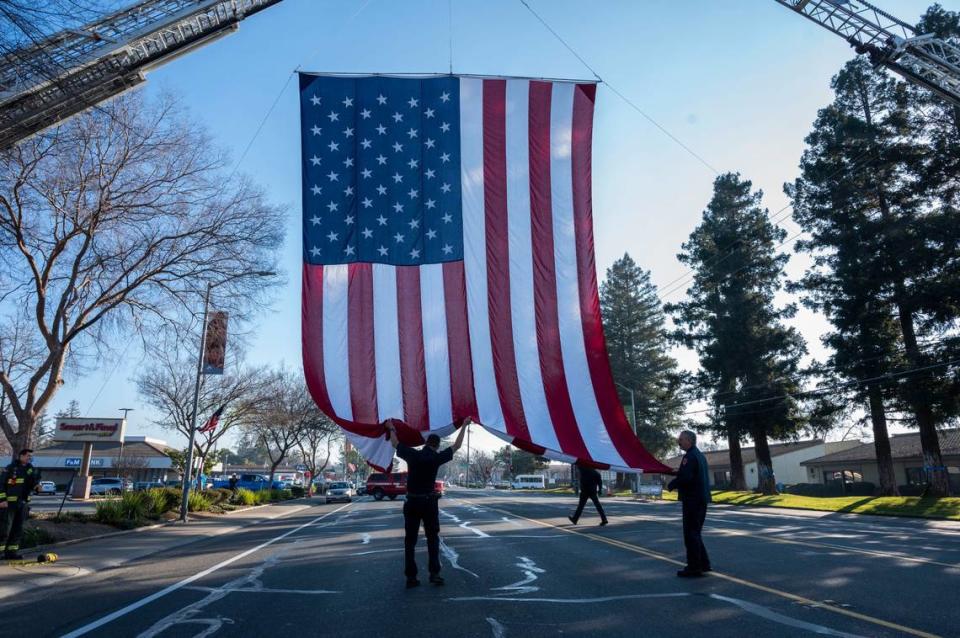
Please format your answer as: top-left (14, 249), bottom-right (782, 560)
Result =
top-left (202, 311), bottom-right (228, 375)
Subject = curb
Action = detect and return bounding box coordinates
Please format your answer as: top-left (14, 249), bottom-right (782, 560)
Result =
top-left (25, 497), bottom-right (313, 553)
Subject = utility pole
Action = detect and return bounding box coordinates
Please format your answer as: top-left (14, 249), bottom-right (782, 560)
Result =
top-left (615, 382), bottom-right (640, 493)
top-left (117, 408), bottom-right (133, 482)
top-left (466, 426), bottom-right (471, 487)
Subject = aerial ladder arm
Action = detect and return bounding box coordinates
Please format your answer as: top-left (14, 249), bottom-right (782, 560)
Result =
top-left (774, 0), bottom-right (960, 107)
top-left (0, 0), bottom-right (284, 150)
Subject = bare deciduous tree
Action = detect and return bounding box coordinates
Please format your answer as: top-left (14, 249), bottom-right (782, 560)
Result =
top-left (0, 92), bottom-right (284, 452)
top-left (297, 412), bottom-right (339, 481)
top-left (246, 369), bottom-right (317, 487)
top-left (135, 349), bottom-right (267, 478)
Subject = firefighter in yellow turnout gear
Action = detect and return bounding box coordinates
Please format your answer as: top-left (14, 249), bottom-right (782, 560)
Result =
top-left (0, 449), bottom-right (40, 560)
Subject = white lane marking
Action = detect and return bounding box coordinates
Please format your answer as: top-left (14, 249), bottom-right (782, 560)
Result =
top-left (491, 556), bottom-right (544, 595)
top-left (348, 548), bottom-right (404, 556)
top-left (361, 533), bottom-right (372, 545)
top-left (439, 537), bottom-right (479, 579)
top-left (501, 517), bottom-right (523, 527)
top-left (185, 585), bottom-right (339, 595)
top-left (486, 617), bottom-right (507, 638)
top-left (460, 521), bottom-right (490, 538)
top-left (441, 509), bottom-right (462, 523)
top-left (454, 593), bottom-right (865, 638)
top-left (138, 543), bottom-right (329, 638)
top-left (61, 503), bottom-right (352, 638)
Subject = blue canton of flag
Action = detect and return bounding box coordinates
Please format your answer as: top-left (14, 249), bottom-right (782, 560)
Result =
top-left (299, 74), bottom-right (463, 266)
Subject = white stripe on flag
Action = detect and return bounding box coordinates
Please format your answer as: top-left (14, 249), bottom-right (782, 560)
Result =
top-left (373, 264), bottom-right (403, 422)
top-left (322, 264), bottom-right (353, 421)
top-left (549, 82), bottom-right (626, 467)
top-left (460, 77), bottom-right (506, 434)
top-left (420, 263), bottom-right (453, 427)
top-left (505, 79), bottom-right (561, 453)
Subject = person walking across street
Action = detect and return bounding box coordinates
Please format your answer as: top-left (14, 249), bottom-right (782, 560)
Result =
top-left (568, 465), bottom-right (608, 526)
top-left (0, 449), bottom-right (41, 560)
top-left (384, 419), bottom-right (467, 588)
top-left (667, 430), bottom-right (712, 577)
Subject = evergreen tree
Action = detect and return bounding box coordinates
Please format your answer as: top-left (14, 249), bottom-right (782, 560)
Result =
top-left (791, 52), bottom-right (959, 496)
top-left (670, 173), bottom-right (806, 495)
top-left (600, 253), bottom-right (682, 460)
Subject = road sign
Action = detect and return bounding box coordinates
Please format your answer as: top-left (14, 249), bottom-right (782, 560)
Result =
top-left (296, 464), bottom-right (307, 472)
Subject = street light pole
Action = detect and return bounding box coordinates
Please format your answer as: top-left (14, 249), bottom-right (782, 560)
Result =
top-left (177, 271), bottom-right (275, 523)
top-left (117, 408), bottom-right (133, 482)
top-left (179, 282), bottom-right (211, 523)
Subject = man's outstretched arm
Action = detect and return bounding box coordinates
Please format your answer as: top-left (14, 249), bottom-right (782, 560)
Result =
top-left (384, 420), bottom-right (400, 449)
top-left (448, 421), bottom-right (468, 452)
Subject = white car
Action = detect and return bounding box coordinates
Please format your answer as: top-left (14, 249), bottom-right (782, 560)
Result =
top-left (89, 477), bottom-right (132, 496)
top-left (34, 481), bottom-right (56, 496)
top-left (325, 481), bottom-right (354, 504)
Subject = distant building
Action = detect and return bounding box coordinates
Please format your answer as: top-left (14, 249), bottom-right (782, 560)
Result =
top-left (33, 436), bottom-right (174, 488)
top-left (801, 429), bottom-right (960, 492)
top-left (665, 439), bottom-right (861, 489)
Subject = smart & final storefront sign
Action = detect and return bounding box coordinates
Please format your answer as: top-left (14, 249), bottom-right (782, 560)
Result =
top-left (53, 417), bottom-right (126, 443)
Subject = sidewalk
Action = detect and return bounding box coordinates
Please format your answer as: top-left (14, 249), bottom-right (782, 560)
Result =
top-left (0, 499), bottom-right (315, 607)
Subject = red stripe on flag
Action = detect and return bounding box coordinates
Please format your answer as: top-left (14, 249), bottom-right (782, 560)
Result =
top-left (483, 78), bottom-right (533, 443)
top-left (528, 81), bottom-right (590, 460)
top-left (397, 265), bottom-right (430, 430)
top-left (570, 84), bottom-right (671, 472)
top-left (443, 261), bottom-right (478, 422)
top-left (348, 263), bottom-right (378, 424)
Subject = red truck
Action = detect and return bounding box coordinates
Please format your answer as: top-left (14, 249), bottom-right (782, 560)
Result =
top-left (366, 472), bottom-right (444, 500)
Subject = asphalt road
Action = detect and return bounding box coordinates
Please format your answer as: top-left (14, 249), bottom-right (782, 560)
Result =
top-left (3, 489), bottom-right (959, 637)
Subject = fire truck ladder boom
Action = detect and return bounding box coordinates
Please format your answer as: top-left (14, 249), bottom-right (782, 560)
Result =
top-left (0, 0), bottom-right (283, 149)
top-left (774, 0), bottom-right (960, 106)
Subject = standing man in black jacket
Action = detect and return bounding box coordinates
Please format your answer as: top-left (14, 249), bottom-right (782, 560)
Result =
top-left (568, 465), bottom-right (608, 526)
top-left (385, 419), bottom-right (467, 588)
top-left (668, 430), bottom-right (712, 577)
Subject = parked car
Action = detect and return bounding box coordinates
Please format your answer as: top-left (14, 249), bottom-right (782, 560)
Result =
top-left (355, 484), bottom-right (367, 496)
top-left (212, 474), bottom-right (285, 491)
top-left (90, 477), bottom-right (133, 496)
top-left (34, 481), bottom-right (56, 496)
top-left (325, 481), bottom-right (354, 504)
top-left (134, 481), bottom-right (164, 491)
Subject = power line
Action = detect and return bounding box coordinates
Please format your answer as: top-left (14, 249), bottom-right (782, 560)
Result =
top-left (518, 0), bottom-right (719, 175)
top-left (681, 356), bottom-right (960, 417)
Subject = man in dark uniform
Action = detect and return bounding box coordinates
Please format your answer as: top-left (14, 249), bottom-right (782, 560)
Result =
top-left (568, 465), bottom-right (608, 526)
top-left (384, 419), bottom-right (467, 588)
top-left (667, 430), bottom-right (711, 577)
top-left (0, 449), bottom-right (41, 560)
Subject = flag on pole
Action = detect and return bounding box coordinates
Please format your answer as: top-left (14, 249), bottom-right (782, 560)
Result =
top-left (299, 73), bottom-right (671, 474)
top-left (198, 404), bottom-right (226, 434)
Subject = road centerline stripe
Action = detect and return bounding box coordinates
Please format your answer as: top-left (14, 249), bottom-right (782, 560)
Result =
top-left (470, 499), bottom-right (941, 638)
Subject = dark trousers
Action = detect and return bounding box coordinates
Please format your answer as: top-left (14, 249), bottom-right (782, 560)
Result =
top-left (403, 495), bottom-right (441, 578)
top-left (571, 490), bottom-right (607, 523)
top-left (0, 502), bottom-right (27, 554)
top-left (681, 498), bottom-right (710, 571)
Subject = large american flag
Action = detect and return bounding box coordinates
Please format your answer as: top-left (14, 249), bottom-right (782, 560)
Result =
top-left (299, 73), bottom-right (670, 474)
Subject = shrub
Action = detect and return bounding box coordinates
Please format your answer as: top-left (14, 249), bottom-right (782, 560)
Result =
top-left (144, 488), bottom-right (180, 517)
top-left (255, 490), bottom-right (273, 504)
top-left (211, 488), bottom-right (234, 505)
top-left (291, 486), bottom-right (305, 498)
top-left (270, 489), bottom-right (293, 502)
top-left (94, 492), bottom-right (150, 529)
top-left (231, 488), bottom-right (257, 506)
top-left (187, 491), bottom-right (211, 512)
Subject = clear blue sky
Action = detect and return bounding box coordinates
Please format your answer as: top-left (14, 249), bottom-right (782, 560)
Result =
top-left (45, 0), bottom-right (938, 453)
